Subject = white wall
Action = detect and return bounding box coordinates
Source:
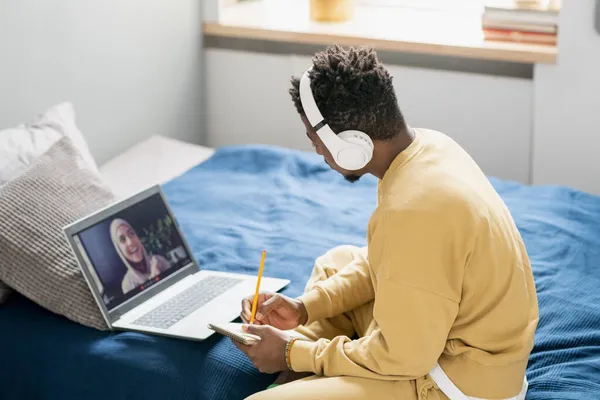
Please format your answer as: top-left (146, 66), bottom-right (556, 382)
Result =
top-left (206, 0), bottom-right (600, 194)
top-left (533, 0), bottom-right (600, 195)
top-left (206, 49), bottom-right (533, 183)
top-left (0, 0), bottom-right (204, 165)
top-left (204, 0), bottom-right (219, 21)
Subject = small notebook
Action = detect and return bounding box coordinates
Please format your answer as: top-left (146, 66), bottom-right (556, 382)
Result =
top-left (208, 323), bottom-right (262, 345)
top-left (208, 322), bottom-right (310, 345)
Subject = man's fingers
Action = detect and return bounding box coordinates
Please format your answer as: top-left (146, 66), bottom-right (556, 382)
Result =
top-left (231, 338), bottom-right (252, 355)
top-left (257, 294), bottom-right (282, 320)
top-left (241, 293), bottom-right (272, 321)
top-left (240, 312), bottom-right (264, 325)
top-left (258, 292), bottom-right (274, 303)
top-left (240, 312), bottom-right (249, 324)
top-left (242, 323), bottom-right (269, 337)
top-left (241, 298), bottom-right (252, 319)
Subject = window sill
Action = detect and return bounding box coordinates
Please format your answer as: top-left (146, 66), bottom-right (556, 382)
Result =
top-left (203, 0), bottom-right (557, 65)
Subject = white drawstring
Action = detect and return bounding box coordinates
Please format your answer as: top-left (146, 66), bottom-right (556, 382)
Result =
top-left (428, 363), bottom-right (528, 400)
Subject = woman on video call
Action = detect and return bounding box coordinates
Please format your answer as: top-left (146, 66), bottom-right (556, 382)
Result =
top-left (110, 218), bottom-right (170, 294)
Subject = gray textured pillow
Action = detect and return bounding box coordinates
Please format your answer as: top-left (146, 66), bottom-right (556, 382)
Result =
top-left (0, 137), bottom-right (116, 330)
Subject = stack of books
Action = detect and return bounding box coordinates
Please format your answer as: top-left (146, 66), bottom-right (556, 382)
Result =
top-left (482, 0), bottom-right (560, 45)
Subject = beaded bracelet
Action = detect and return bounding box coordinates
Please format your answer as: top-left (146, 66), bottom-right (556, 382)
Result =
top-left (285, 337), bottom-right (300, 370)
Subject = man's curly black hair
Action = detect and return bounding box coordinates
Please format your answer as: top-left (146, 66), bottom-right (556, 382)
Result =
top-left (289, 45), bottom-right (405, 141)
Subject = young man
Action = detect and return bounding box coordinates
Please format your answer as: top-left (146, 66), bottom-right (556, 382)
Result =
top-left (234, 45), bottom-right (538, 400)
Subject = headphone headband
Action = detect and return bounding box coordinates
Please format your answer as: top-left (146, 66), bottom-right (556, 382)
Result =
top-left (299, 68), bottom-right (374, 171)
top-left (299, 70), bottom-right (344, 155)
top-left (299, 69), bottom-right (325, 130)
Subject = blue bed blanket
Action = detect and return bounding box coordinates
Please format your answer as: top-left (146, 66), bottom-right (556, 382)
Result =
top-left (1, 145), bottom-right (599, 399)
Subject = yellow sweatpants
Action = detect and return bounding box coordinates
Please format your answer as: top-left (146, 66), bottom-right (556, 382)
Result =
top-left (246, 245), bottom-right (449, 400)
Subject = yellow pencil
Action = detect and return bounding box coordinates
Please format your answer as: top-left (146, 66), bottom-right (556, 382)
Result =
top-left (250, 250), bottom-right (267, 324)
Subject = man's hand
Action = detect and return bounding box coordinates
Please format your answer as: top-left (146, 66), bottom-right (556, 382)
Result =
top-left (240, 292), bottom-right (308, 330)
top-left (232, 324), bottom-right (292, 374)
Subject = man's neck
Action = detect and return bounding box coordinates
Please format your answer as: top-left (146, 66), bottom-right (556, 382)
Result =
top-left (368, 126), bottom-right (415, 180)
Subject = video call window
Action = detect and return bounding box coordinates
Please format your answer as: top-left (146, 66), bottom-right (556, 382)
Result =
top-left (77, 194), bottom-right (192, 310)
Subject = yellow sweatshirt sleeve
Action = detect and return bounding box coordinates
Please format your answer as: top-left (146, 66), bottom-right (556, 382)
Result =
top-left (290, 209), bottom-right (463, 379)
top-left (297, 246), bottom-right (375, 324)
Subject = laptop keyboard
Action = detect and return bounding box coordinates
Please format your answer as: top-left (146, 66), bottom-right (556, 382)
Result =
top-left (132, 275), bottom-right (242, 330)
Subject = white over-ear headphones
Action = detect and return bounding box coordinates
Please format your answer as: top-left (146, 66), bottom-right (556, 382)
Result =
top-left (299, 68), bottom-right (374, 171)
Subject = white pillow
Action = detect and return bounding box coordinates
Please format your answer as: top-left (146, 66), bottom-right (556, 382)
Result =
top-left (0, 102), bottom-right (98, 304)
top-left (0, 102), bottom-right (97, 187)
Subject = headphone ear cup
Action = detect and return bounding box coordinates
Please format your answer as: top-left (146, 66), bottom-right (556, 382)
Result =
top-left (336, 130), bottom-right (373, 170)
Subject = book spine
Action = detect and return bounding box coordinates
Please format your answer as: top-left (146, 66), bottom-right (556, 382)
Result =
top-left (483, 28), bottom-right (558, 45)
top-left (483, 9), bottom-right (559, 26)
top-left (482, 16), bottom-right (557, 33)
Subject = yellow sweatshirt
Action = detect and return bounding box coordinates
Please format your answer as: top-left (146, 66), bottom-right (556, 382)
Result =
top-left (291, 128), bottom-right (539, 399)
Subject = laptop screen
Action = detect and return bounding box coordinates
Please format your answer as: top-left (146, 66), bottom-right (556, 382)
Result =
top-left (74, 193), bottom-right (193, 311)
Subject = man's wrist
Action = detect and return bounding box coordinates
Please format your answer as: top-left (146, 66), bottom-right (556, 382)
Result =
top-left (284, 337), bottom-right (300, 370)
top-left (295, 299), bottom-right (309, 326)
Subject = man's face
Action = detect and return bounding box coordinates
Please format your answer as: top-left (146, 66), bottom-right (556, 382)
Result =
top-left (302, 116), bottom-right (363, 183)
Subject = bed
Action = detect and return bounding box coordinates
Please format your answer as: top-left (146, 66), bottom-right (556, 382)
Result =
top-left (1, 136), bottom-right (599, 400)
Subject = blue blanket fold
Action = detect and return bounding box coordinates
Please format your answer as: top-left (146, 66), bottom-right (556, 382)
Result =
top-left (0, 145), bottom-right (599, 399)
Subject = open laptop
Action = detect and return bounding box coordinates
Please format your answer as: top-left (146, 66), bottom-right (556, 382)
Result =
top-left (63, 185), bottom-right (289, 340)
